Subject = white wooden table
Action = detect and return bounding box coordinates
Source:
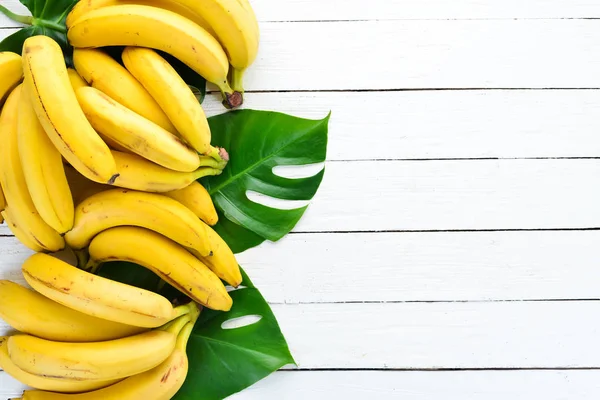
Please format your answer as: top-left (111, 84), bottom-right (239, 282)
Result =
top-left (3, 0), bottom-right (600, 398)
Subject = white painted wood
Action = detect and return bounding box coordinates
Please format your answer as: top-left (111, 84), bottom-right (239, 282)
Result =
top-left (230, 370), bottom-right (600, 400)
top-left (5, 369), bottom-right (600, 399)
top-left (6, 20), bottom-right (600, 90)
top-left (5, 231), bottom-right (600, 304)
top-left (204, 90), bottom-right (600, 161)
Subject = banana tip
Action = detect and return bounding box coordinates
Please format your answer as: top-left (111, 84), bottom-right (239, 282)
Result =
top-left (107, 173), bottom-right (120, 185)
top-left (218, 147), bottom-right (230, 162)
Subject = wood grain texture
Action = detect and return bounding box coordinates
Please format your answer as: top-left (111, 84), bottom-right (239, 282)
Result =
top-left (5, 20), bottom-right (600, 90)
top-left (203, 90), bottom-right (600, 160)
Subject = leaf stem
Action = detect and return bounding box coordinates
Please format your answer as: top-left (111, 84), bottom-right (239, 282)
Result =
top-left (32, 17), bottom-right (67, 33)
top-left (0, 4), bottom-right (33, 25)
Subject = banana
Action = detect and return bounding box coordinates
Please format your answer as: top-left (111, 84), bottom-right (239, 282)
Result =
top-left (0, 280), bottom-right (146, 342)
top-left (66, 68), bottom-right (88, 90)
top-left (88, 226), bottom-right (232, 311)
top-left (65, 189), bottom-right (213, 257)
top-left (0, 52), bottom-right (23, 104)
top-left (199, 223), bottom-right (243, 287)
top-left (22, 253), bottom-right (187, 328)
top-left (20, 318), bottom-right (198, 400)
top-left (67, 0), bottom-right (216, 39)
top-left (165, 181), bottom-right (218, 226)
top-left (0, 185), bottom-right (5, 223)
top-left (166, 0), bottom-right (260, 94)
top-left (64, 164), bottom-right (108, 205)
top-left (7, 314), bottom-right (190, 382)
top-left (76, 86), bottom-right (201, 172)
top-left (0, 86), bottom-right (64, 252)
top-left (1, 210), bottom-right (44, 252)
top-left (110, 150), bottom-right (222, 192)
top-left (73, 48), bottom-right (177, 134)
top-left (22, 36), bottom-right (118, 184)
top-left (122, 47), bottom-right (214, 155)
top-left (67, 5), bottom-right (242, 108)
top-left (0, 338), bottom-right (120, 393)
top-left (18, 81), bottom-right (74, 234)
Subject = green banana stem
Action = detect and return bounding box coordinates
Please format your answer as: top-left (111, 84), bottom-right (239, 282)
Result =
top-left (75, 249), bottom-right (91, 270)
top-left (0, 4), bottom-right (32, 25)
top-left (205, 146), bottom-right (230, 168)
top-left (229, 68), bottom-right (246, 94)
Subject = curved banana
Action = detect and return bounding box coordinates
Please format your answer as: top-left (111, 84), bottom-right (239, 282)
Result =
top-left (7, 315), bottom-right (189, 381)
top-left (21, 318), bottom-right (197, 400)
top-left (0, 338), bottom-right (120, 393)
top-left (166, 181), bottom-right (218, 226)
top-left (88, 226), bottom-right (232, 311)
top-left (73, 48), bottom-right (177, 134)
top-left (0, 280), bottom-right (145, 342)
top-left (18, 82), bottom-right (74, 234)
top-left (64, 164), bottom-right (109, 205)
top-left (199, 223), bottom-right (242, 287)
top-left (122, 47), bottom-right (213, 155)
top-left (66, 68), bottom-right (88, 90)
top-left (168, 0), bottom-right (260, 94)
top-left (65, 189), bottom-right (213, 257)
top-left (0, 86), bottom-right (64, 252)
top-left (66, 0), bottom-right (217, 37)
top-left (22, 36), bottom-right (118, 184)
top-left (67, 5), bottom-right (242, 108)
top-left (1, 210), bottom-right (44, 252)
top-left (76, 86), bottom-right (200, 172)
top-left (110, 150), bottom-right (221, 192)
top-left (0, 52), bottom-right (23, 104)
top-left (22, 253), bottom-right (186, 328)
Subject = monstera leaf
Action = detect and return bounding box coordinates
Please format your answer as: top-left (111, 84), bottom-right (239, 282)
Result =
top-left (174, 268), bottom-right (295, 400)
top-left (204, 110), bottom-right (329, 243)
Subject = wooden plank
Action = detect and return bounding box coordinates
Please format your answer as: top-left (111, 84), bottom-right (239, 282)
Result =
top-left (4, 0), bottom-right (600, 26)
top-left (230, 370), bottom-right (600, 400)
top-left (4, 230), bottom-right (600, 304)
top-left (203, 89), bottom-right (600, 161)
top-left (5, 20), bottom-right (600, 90)
top-left (2, 158), bottom-right (600, 236)
top-left (4, 369), bottom-right (600, 399)
top-left (1, 301), bottom-right (600, 369)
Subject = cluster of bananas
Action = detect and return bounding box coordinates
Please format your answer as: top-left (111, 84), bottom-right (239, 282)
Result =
top-left (0, 277), bottom-right (202, 399)
top-left (0, 0), bottom-right (260, 397)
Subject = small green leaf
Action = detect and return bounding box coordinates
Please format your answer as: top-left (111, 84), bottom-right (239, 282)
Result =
top-left (203, 110), bottom-right (329, 242)
top-left (174, 268), bottom-right (294, 400)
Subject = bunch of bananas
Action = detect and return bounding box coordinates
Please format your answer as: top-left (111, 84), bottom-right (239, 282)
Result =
top-left (0, 278), bottom-right (202, 399)
top-left (0, 0), bottom-right (260, 396)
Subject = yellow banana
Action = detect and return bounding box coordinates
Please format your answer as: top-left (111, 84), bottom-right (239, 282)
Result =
top-left (76, 86), bottom-right (201, 172)
top-left (0, 338), bottom-right (120, 393)
top-left (73, 48), bottom-right (177, 134)
top-left (7, 315), bottom-right (189, 382)
top-left (21, 318), bottom-right (197, 400)
top-left (67, 5), bottom-right (242, 108)
top-left (200, 223), bottom-right (242, 287)
top-left (110, 150), bottom-right (222, 192)
top-left (88, 226), bottom-right (232, 311)
top-left (167, 0), bottom-right (260, 94)
top-left (0, 184), bottom-right (5, 223)
top-left (22, 253), bottom-right (187, 328)
top-left (22, 36), bottom-right (118, 184)
top-left (66, 68), bottom-right (88, 90)
top-left (122, 47), bottom-right (213, 155)
top-left (1, 210), bottom-right (44, 252)
top-left (67, 0), bottom-right (216, 39)
top-left (65, 189), bottom-right (213, 257)
top-left (0, 86), bottom-right (64, 252)
top-left (64, 164), bottom-right (109, 205)
top-left (166, 181), bottom-right (218, 226)
top-left (0, 52), bottom-right (23, 104)
top-left (18, 82), bottom-right (74, 234)
top-left (0, 280), bottom-right (145, 342)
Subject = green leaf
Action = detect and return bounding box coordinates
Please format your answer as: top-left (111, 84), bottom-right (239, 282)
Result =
top-left (203, 110), bottom-right (329, 242)
top-left (0, 0), bottom-right (77, 60)
top-left (95, 261), bottom-right (162, 293)
top-left (174, 268), bottom-right (294, 400)
top-left (213, 209), bottom-right (265, 254)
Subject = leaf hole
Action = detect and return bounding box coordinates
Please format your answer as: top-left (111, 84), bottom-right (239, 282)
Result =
top-left (246, 191), bottom-right (310, 211)
top-left (226, 284), bottom-right (247, 292)
top-left (221, 315), bottom-right (263, 330)
top-left (272, 162), bottom-right (325, 179)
